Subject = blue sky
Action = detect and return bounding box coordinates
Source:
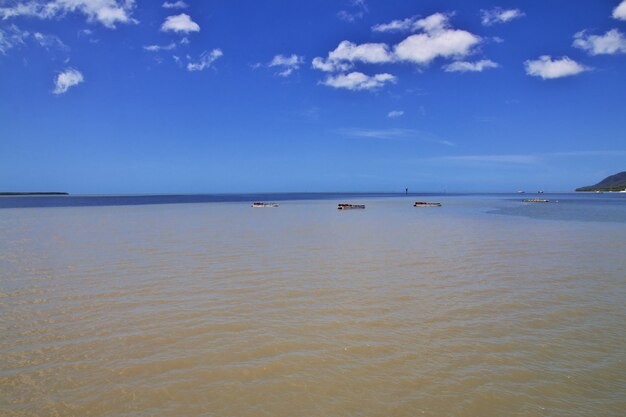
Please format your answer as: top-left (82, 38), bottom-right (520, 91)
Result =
top-left (1, 0), bottom-right (625, 193)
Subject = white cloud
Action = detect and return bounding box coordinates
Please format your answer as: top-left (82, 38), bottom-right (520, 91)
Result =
top-left (162, 1), bottom-right (187, 9)
top-left (444, 59), bottom-right (499, 73)
top-left (321, 72), bottom-right (396, 91)
top-left (53, 68), bottom-right (83, 94)
top-left (0, 0), bottom-right (137, 29)
top-left (613, 0), bottom-right (626, 20)
top-left (337, 0), bottom-right (368, 22)
top-left (312, 40), bottom-right (393, 72)
top-left (372, 16), bottom-right (419, 33)
top-left (268, 54), bottom-right (304, 77)
top-left (573, 29), bottom-right (626, 55)
top-left (387, 110), bottom-right (404, 118)
top-left (33, 32), bottom-right (68, 50)
top-left (0, 25), bottom-right (29, 54)
top-left (186, 49), bottom-right (223, 71)
top-left (339, 127), bottom-right (454, 145)
top-left (394, 13), bottom-right (481, 65)
top-left (524, 56), bottom-right (589, 79)
top-left (143, 42), bottom-right (176, 52)
top-left (481, 8), bottom-right (525, 26)
top-left (161, 13), bottom-right (200, 33)
top-left (441, 154), bottom-right (539, 165)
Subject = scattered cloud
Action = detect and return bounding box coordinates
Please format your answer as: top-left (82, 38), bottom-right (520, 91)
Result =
top-left (0, 0), bottom-right (137, 29)
top-left (338, 127), bottom-right (454, 145)
top-left (33, 32), bottom-right (68, 50)
top-left (321, 72), bottom-right (396, 91)
top-left (613, 0), bottom-right (626, 20)
top-left (434, 150), bottom-right (626, 166)
top-left (481, 8), bottom-right (525, 26)
top-left (0, 24), bottom-right (29, 54)
top-left (394, 13), bottom-right (481, 65)
top-left (524, 55), bottom-right (589, 79)
top-left (388, 110), bottom-right (404, 118)
top-left (444, 59), bottom-right (499, 73)
top-left (312, 40), bottom-right (393, 72)
top-left (161, 13), bottom-right (200, 33)
top-left (187, 49), bottom-right (223, 71)
top-left (268, 54), bottom-right (304, 77)
top-left (573, 29), bottom-right (626, 55)
top-left (337, 0), bottom-right (368, 23)
top-left (143, 42), bottom-right (177, 52)
top-left (441, 154), bottom-right (539, 165)
top-left (162, 1), bottom-right (187, 9)
top-left (53, 68), bottom-right (84, 94)
top-left (372, 16), bottom-right (419, 33)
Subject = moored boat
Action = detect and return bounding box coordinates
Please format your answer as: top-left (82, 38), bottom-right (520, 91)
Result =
top-left (252, 202), bottom-right (279, 208)
top-left (414, 201), bottom-right (442, 207)
top-left (337, 203), bottom-right (365, 210)
top-left (523, 198), bottom-right (550, 203)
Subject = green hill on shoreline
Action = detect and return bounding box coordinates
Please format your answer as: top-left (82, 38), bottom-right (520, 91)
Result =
top-left (576, 171), bottom-right (626, 192)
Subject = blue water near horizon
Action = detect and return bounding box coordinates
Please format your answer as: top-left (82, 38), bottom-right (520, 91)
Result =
top-left (0, 192), bottom-right (457, 209)
top-left (1, 192), bottom-right (625, 223)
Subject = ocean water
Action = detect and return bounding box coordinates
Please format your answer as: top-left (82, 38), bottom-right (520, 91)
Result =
top-left (1, 194), bottom-right (625, 417)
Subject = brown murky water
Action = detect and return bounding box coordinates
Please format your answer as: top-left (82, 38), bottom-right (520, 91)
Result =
top-left (1, 197), bottom-right (625, 416)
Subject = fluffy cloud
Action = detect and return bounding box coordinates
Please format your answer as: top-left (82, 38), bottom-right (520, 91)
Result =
top-left (372, 16), bottom-right (419, 33)
top-left (161, 13), bottom-right (200, 33)
top-left (443, 59), bottom-right (499, 73)
top-left (524, 56), bottom-right (589, 79)
top-left (613, 0), bottom-right (626, 20)
top-left (162, 1), bottom-right (187, 9)
top-left (394, 13), bottom-right (481, 65)
top-left (0, 0), bottom-right (137, 29)
top-left (143, 42), bottom-right (176, 52)
top-left (387, 110), bottom-right (404, 118)
top-left (573, 29), bottom-right (626, 55)
top-left (312, 40), bottom-right (393, 72)
top-left (268, 54), bottom-right (304, 77)
top-left (53, 68), bottom-right (83, 94)
top-left (321, 72), bottom-right (396, 91)
top-left (481, 8), bottom-right (525, 26)
top-left (187, 49), bottom-right (223, 71)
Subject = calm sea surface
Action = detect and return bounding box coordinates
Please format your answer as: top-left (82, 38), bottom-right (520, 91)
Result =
top-left (1, 194), bottom-right (625, 416)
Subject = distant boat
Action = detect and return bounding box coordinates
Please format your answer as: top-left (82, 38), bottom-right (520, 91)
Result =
top-left (538, 190), bottom-right (544, 194)
top-left (523, 198), bottom-right (550, 203)
top-left (517, 190), bottom-right (525, 194)
top-left (252, 202), bottom-right (278, 208)
top-left (337, 203), bottom-right (365, 210)
top-left (413, 201), bottom-right (442, 207)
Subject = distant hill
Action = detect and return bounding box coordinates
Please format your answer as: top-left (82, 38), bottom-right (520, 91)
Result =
top-left (576, 171), bottom-right (626, 192)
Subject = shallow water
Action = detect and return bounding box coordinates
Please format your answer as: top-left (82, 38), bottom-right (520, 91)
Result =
top-left (1, 195), bottom-right (625, 416)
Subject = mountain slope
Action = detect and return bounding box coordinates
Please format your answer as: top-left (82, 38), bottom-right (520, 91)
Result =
top-left (576, 171), bottom-right (626, 192)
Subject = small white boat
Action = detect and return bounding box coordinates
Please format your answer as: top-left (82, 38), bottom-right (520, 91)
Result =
top-left (252, 202), bottom-right (279, 208)
top-left (523, 198), bottom-right (550, 203)
top-left (414, 201), bottom-right (442, 207)
top-left (337, 203), bottom-right (365, 210)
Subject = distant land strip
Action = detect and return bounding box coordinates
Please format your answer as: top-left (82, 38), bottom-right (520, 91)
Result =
top-left (0, 192), bottom-right (69, 196)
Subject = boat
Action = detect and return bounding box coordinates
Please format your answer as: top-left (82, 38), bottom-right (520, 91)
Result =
top-left (523, 198), bottom-right (550, 203)
top-left (337, 203), bottom-right (365, 210)
top-left (252, 202), bottom-right (279, 208)
top-left (413, 201), bottom-right (442, 207)
top-left (517, 190), bottom-right (525, 194)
